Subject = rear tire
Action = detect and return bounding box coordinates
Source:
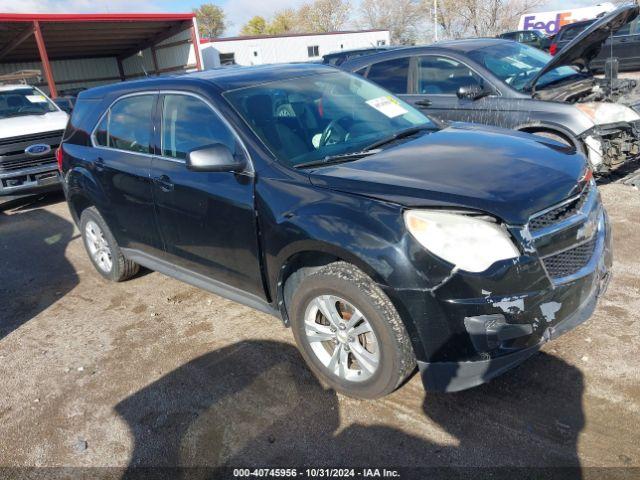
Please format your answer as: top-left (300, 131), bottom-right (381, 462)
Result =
top-left (289, 261), bottom-right (416, 399)
top-left (80, 207), bottom-right (139, 282)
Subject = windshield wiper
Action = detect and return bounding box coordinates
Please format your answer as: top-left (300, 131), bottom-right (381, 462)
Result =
top-left (364, 125), bottom-right (433, 151)
top-left (293, 149), bottom-right (381, 169)
top-left (293, 125), bottom-right (434, 170)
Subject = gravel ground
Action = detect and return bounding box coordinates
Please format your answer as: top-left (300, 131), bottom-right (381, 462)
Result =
top-left (0, 176), bottom-right (639, 478)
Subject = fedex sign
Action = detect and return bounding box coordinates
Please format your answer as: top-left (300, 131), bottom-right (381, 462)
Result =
top-left (518, 3), bottom-right (615, 34)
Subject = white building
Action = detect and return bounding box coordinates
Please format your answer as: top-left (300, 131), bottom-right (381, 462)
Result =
top-left (200, 30), bottom-right (390, 68)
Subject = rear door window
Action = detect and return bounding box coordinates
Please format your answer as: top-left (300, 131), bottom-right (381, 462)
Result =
top-left (417, 56), bottom-right (483, 95)
top-left (93, 94), bottom-right (155, 154)
top-left (366, 57), bottom-right (410, 94)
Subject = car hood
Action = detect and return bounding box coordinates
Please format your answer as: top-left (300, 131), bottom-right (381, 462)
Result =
top-left (0, 111), bottom-right (68, 139)
top-left (528, 4), bottom-right (639, 91)
top-left (308, 125), bottom-right (588, 225)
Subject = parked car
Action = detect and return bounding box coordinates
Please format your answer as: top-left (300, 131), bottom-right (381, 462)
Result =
top-left (341, 5), bottom-right (640, 174)
top-left (61, 64), bottom-right (611, 398)
top-left (550, 15), bottom-right (640, 72)
top-left (322, 47), bottom-right (395, 66)
top-left (0, 84), bottom-right (67, 196)
top-left (497, 30), bottom-right (551, 51)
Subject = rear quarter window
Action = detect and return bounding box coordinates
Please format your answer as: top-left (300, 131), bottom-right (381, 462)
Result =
top-left (64, 98), bottom-right (100, 144)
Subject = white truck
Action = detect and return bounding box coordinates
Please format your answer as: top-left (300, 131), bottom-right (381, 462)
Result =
top-left (0, 84), bottom-right (68, 197)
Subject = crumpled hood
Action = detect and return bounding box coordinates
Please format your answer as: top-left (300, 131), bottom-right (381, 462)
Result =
top-left (0, 111), bottom-right (68, 139)
top-left (308, 125), bottom-right (588, 225)
top-left (528, 4), bottom-right (639, 91)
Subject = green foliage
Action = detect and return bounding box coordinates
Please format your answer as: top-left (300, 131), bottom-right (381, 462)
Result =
top-left (194, 3), bottom-right (226, 39)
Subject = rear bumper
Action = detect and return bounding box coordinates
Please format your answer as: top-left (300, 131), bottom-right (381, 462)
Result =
top-left (0, 164), bottom-right (61, 196)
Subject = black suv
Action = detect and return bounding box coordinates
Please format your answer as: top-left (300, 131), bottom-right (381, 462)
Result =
top-left (60, 64), bottom-right (611, 398)
top-left (550, 16), bottom-right (640, 71)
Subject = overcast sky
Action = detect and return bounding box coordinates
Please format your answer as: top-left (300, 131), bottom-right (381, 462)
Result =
top-left (0, 0), bottom-right (605, 36)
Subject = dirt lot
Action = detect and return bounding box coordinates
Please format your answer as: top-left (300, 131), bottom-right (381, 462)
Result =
top-left (0, 177), bottom-right (639, 477)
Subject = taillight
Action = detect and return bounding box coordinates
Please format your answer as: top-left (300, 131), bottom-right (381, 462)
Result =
top-left (549, 43), bottom-right (557, 56)
top-left (56, 145), bottom-right (63, 172)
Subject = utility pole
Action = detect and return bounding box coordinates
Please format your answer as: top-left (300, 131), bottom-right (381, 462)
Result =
top-left (433, 0), bottom-right (439, 42)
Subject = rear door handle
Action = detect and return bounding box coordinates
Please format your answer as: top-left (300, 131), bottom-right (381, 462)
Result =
top-left (95, 157), bottom-right (105, 172)
top-left (155, 174), bottom-right (174, 192)
top-left (414, 99), bottom-right (432, 108)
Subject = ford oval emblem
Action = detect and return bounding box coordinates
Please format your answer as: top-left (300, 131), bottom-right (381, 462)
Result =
top-left (25, 144), bottom-right (51, 156)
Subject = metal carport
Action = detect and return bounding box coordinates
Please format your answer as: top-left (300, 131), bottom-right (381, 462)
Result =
top-left (0, 13), bottom-right (203, 97)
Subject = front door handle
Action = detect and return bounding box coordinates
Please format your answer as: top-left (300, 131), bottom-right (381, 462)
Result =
top-left (155, 174), bottom-right (174, 192)
top-left (414, 99), bottom-right (432, 108)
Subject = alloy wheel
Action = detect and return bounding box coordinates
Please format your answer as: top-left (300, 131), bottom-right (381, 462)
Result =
top-left (304, 295), bottom-right (380, 382)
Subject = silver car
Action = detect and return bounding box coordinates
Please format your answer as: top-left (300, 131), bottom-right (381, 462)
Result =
top-left (341, 5), bottom-right (640, 174)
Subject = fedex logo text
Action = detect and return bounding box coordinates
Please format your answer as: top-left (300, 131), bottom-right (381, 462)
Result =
top-left (523, 13), bottom-right (574, 34)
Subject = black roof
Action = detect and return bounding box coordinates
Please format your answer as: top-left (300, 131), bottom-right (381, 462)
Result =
top-left (430, 38), bottom-right (512, 51)
top-left (323, 46), bottom-right (391, 57)
top-left (79, 63), bottom-right (336, 99)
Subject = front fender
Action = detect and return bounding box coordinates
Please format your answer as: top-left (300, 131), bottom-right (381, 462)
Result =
top-left (256, 175), bottom-right (456, 361)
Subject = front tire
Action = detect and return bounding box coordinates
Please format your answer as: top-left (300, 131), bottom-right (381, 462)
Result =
top-left (80, 207), bottom-right (139, 282)
top-left (289, 262), bottom-right (416, 399)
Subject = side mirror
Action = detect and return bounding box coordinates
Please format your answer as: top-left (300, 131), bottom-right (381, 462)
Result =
top-left (456, 84), bottom-right (491, 101)
top-left (186, 143), bottom-right (246, 173)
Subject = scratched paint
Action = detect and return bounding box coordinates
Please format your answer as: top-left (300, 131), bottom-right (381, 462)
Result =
top-left (540, 302), bottom-right (562, 323)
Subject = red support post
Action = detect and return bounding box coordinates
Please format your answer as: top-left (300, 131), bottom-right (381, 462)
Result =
top-left (190, 19), bottom-right (203, 71)
top-left (33, 20), bottom-right (57, 98)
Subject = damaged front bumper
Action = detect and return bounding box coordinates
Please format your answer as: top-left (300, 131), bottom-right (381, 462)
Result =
top-left (384, 183), bottom-right (612, 392)
top-left (582, 120), bottom-right (640, 173)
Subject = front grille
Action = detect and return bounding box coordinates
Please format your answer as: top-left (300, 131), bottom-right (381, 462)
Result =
top-left (0, 130), bottom-right (63, 173)
top-left (543, 236), bottom-right (597, 279)
top-left (529, 185), bottom-right (590, 232)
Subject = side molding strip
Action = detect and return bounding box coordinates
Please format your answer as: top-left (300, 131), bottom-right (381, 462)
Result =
top-left (121, 248), bottom-right (280, 318)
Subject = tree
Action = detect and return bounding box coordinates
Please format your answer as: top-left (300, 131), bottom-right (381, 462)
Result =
top-left (358, 0), bottom-right (427, 44)
top-left (297, 0), bottom-right (351, 33)
top-left (267, 9), bottom-right (298, 35)
top-left (194, 3), bottom-right (226, 39)
top-left (241, 16), bottom-right (267, 36)
top-left (433, 0), bottom-right (549, 39)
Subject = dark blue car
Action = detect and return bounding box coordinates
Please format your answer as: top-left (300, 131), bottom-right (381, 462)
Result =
top-left (59, 63), bottom-right (611, 398)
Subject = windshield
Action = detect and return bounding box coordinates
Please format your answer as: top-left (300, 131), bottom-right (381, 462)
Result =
top-left (467, 42), bottom-right (582, 92)
top-left (224, 71), bottom-right (434, 167)
top-left (0, 87), bottom-right (58, 119)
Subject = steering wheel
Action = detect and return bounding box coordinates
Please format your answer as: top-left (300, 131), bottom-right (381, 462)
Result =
top-left (318, 116), bottom-right (350, 147)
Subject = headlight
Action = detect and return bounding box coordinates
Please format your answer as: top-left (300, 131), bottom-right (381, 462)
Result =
top-left (404, 210), bottom-right (520, 273)
top-left (575, 102), bottom-right (640, 125)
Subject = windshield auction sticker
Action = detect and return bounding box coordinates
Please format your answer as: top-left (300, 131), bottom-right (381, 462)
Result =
top-left (366, 96), bottom-right (408, 118)
top-left (26, 95), bottom-right (48, 104)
